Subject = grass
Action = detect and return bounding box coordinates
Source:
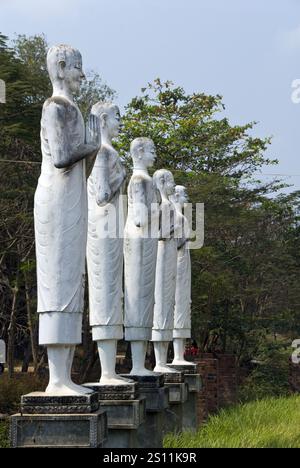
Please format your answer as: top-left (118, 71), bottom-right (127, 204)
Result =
top-left (164, 395), bottom-right (300, 448)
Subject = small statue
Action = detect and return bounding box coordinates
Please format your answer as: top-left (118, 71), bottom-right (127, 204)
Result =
top-left (34, 45), bottom-right (101, 395)
top-left (86, 102), bottom-right (130, 385)
top-left (152, 169), bottom-right (178, 373)
top-left (170, 185), bottom-right (192, 365)
top-left (124, 138), bottom-right (159, 375)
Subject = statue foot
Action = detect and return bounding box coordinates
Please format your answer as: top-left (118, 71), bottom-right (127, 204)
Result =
top-left (45, 381), bottom-right (93, 396)
top-left (99, 375), bottom-right (134, 386)
top-left (154, 365), bottom-right (179, 374)
top-left (130, 368), bottom-right (157, 376)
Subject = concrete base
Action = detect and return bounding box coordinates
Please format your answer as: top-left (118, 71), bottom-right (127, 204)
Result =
top-left (100, 398), bottom-right (146, 448)
top-left (10, 410), bottom-right (107, 448)
top-left (167, 363), bottom-right (197, 375)
top-left (20, 392), bottom-right (99, 414)
top-left (84, 382), bottom-right (138, 401)
top-left (121, 374), bottom-right (169, 448)
top-left (162, 382), bottom-right (188, 436)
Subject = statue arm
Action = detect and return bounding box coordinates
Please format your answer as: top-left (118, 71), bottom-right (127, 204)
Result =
top-left (46, 101), bottom-right (100, 169)
top-left (132, 178), bottom-right (148, 228)
top-left (91, 146), bottom-right (112, 206)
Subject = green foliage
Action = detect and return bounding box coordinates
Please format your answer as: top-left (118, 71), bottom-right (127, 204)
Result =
top-left (239, 344), bottom-right (291, 402)
top-left (0, 421), bottom-right (9, 449)
top-left (0, 374), bottom-right (45, 414)
top-left (164, 396), bottom-right (300, 448)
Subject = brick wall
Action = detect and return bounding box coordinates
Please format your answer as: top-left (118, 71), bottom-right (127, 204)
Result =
top-left (194, 353), bottom-right (237, 426)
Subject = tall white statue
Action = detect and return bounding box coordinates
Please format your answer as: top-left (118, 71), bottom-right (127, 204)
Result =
top-left (170, 185), bottom-right (192, 365)
top-left (86, 102), bottom-right (130, 385)
top-left (34, 45), bottom-right (101, 395)
top-left (124, 138), bottom-right (159, 376)
top-left (152, 169), bottom-right (178, 373)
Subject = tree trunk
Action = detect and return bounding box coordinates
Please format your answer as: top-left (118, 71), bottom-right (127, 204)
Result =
top-left (23, 269), bottom-right (38, 372)
top-left (7, 272), bottom-right (19, 377)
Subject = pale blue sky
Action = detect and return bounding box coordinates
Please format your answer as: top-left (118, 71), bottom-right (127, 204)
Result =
top-left (1, 0), bottom-right (300, 192)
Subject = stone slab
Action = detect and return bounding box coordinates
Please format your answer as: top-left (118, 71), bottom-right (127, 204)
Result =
top-left (136, 411), bottom-right (164, 448)
top-left (182, 392), bottom-right (198, 432)
top-left (20, 392), bottom-right (99, 414)
top-left (10, 410), bottom-right (107, 448)
top-left (184, 374), bottom-right (202, 393)
top-left (139, 386), bottom-right (169, 413)
top-left (163, 372), bottom-right (184, 384)
top-left (84, 382), bottom-right (138, 401)
top-left (167, 363), bottom-right (197, 375)
top-left (165, 382), bottom-right (187, 404)
top-left (162, 405), bottom-right (183, 436)
top-left (120, 373), bottom-right (165, 389)
top-left (99, 397), bottom-right (145, 430)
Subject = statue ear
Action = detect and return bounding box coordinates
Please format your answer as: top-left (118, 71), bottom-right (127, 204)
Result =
top-left (100, 113), bottom-right (108, 128)
top-left (137, 145), bottom-right (144, 159)
top-left (57, 60), bottom-right (66, 80)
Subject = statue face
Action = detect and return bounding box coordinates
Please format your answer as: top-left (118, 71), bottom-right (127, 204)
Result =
top-left (63, 52), bottom-right (85, 94)
top-left (143, 141), bottom-right (157, 167)
top-left (165, 172), bottom-right (175, 196)
top-left (175, 186), bottom-right (188, 204)
top-left (107, 107), bottom-right (121, 138)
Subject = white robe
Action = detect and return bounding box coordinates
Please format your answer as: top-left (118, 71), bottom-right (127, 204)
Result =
top-left (34, 98), bottom-right (87, 345)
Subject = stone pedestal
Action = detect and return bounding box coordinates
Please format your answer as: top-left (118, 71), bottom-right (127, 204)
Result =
top-left (121, 373), bottom-right (169, 448)
top-left (163, 379), bottom-right (188, 436)
top-left (167, 364), bottom-right (202, 432)
top-left (84, 383), bottom-right (145, 448)
top-left (10, 392), bottom-right (107, 448)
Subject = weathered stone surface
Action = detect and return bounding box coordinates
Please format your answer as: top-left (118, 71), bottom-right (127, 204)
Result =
top-left (184, 374), bottom-right (202, 393)
top-left (164, 371), bottom-right (184, 384)
top-left (84, 382), bottom-right (138, 400)
top-left (165, 382), bottom-right (187, 404)
top-left (10, 410), bottom-right (107, 448)
top-left (120, 373), bottom-right (165, 389)
top-left (167, 363), bottom-right (197, 375)
top-left (21, 391), bottom-right (99, 414)
top-left (99, 397), bottom-right (145, 430)
top-left (139, 386), bottom-right (169, 413)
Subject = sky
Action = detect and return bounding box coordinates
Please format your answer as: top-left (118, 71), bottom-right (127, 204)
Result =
top-left (1, 0), bottom-right (300, 193)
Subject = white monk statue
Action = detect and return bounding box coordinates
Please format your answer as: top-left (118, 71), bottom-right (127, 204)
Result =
top-left (34, 45), bottom-right (101, 395)
top-left (170, 185), bottom-right (192, 365)
top-left (124, 138), bottom-right (159, 376)
top-left (86, 102), bottom-right (130, 385)
top-left (152, 169), bottom-right (178, 373)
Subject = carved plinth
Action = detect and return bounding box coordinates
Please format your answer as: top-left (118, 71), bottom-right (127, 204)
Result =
top-left (164, 372), bottom-right (184, 384)
top-left (10, 411), bottom-right (107, 448)
top-left (184, 373), bottom-right (202, 393)
top-left (121, 373), bottom-right (165, 389)
top-left (167, 363), bottom-right (197, 375)
top-left (21, 392), bottom-right (99, 414)
top-left (121, 373), bottom-right (169, 448)
top-left (165, 382), bottom-right (188, 404)
top-left (84, 382), bottom-right (138, 401)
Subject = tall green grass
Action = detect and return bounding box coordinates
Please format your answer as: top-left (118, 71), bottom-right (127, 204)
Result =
top-left (164, 396), bottom-right (300, 448)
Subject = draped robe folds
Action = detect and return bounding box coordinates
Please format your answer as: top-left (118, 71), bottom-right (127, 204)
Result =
top-left (152, 199), bottom-right (177, 342)
top-left (34, 97), bottom-right (87, 345)
top-left (86, 147), bottom-right (125, 341)
top-left (124, 172), bottom-right (159, 341)
top-left (173, 212), bottom-right (192, 338)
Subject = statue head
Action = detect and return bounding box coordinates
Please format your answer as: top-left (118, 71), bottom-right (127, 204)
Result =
top-left (47, 44), bottom-right (85, 94)
top-left (153, 169), bottom-right (175, 197)
top-left (130, 137), bottom-right (156, 168)
top-left (171, 185), bottom-right (189, 206)
top-left (91, 102), bottom-right (121, 138)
